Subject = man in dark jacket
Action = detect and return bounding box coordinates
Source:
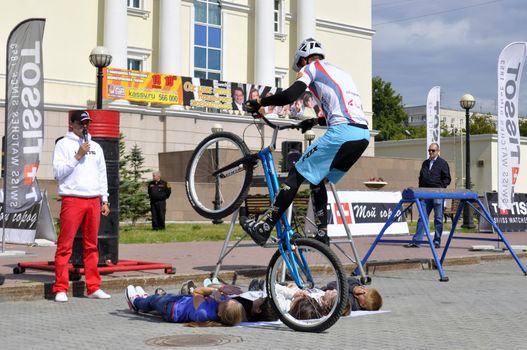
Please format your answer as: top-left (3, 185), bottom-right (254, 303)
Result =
top-left (405, 143), bottom-right (451, 248)
top-left (148, 171), bottom-right (171, 230)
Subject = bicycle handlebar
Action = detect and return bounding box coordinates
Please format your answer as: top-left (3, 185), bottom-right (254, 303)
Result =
top-left (252, 111), bottom-right (302, 131)
top-left (251, 111), bottom-right (304, 151)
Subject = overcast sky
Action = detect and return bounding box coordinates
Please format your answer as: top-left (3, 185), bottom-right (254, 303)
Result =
top-left (372, 0), bottom-right (527, 117)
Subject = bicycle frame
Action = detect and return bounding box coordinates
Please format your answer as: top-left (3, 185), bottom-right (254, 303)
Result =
top-left (256, 116), bottom-right (313, 289)
top-left (209, 115), bottom-right (368, 283)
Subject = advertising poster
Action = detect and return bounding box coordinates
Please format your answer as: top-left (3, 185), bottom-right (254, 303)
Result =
top-left (323, 191), bottom-right (409, 237)
top-left (103, 68), bottom-right (321, 118)
top-left (484, 192), bottom-right (527, 232)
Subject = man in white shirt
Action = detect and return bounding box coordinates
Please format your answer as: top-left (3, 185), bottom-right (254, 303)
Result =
top-left (52, 110), bottom-right (111, 302)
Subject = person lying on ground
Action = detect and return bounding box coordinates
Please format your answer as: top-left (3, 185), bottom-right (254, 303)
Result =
top-left (203, 278), bottom-right (326, 321)
top-left (324, 277), bottom-right (383, 314)
top-left (180, 278), bottom-right (277, 322)
top-left (125, 285), bottom-right (244, 326)
top-left (246, 277), bottom-right (383, 317)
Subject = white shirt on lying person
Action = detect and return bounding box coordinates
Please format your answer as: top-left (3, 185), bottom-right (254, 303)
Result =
top-left (231, 285), bottom-right (325, 313)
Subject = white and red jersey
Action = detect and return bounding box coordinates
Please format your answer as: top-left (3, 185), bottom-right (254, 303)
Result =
top-left (297, 60), bottom-right (368, 127)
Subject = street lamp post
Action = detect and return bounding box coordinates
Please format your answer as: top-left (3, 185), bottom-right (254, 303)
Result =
top-left (211, 124), bottom-right (223, 224)
top-left (460, 94), bottom-right (476, 229)
top-left (89, 46), bottom-right (113, 109)
top-left (304, 130), bottom-right (315, 146)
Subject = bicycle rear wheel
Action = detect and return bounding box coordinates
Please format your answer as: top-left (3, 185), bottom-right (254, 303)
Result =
top-left (185, 132), bottom-right (253, 220)
top-left (266, 238), bottom-right (348, 332)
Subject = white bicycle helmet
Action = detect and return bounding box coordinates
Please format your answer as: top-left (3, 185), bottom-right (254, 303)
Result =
top-left (292, 38), bottom-right (325, 72)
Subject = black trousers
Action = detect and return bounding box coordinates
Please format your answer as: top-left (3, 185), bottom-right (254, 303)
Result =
top-left (151, 201), bottom-right (166, 230)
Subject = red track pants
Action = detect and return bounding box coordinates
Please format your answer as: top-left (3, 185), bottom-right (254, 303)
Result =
top-left (53, 196), bottom-right (101, 294)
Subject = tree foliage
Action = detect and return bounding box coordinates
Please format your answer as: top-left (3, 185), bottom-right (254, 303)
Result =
top-left (372, 77), bottom-right (527, 140)
top-left (468, 113), bottom-right (496, 135)
top-left (372, 76), bottom-right (409, 141)
top-left (519, 119), bottom-right (527, 137)
top-left (119, 134), bottom-right (151, 224)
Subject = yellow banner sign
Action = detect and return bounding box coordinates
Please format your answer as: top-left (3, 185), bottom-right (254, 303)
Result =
top-left (102, 67), bottom-right (289, 115)
top-left (103, 68), bottom-right (183, 105)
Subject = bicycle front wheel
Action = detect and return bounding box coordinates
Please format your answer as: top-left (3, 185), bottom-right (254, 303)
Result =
top-left (185, 132), bottom-right (253, 220)
top-left (266, 238), bottom-right (348, 333)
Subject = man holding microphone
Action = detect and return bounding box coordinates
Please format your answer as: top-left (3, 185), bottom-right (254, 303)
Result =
top-left (52, 110), bottom-right (111, 302)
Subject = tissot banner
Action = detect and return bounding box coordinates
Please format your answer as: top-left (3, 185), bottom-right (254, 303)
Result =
top-left (0, 189), bottom-right (55, 244)
top-left (484, 192), bottom-right (527, 232)
top-left (497, 42), bottom-right (526, 210)
top-left (0, 201), bottom-right (41, 244)
top-left (4, 19), bottom-right (45, 214)
top-left (426, 86), bottom-right (440, 157)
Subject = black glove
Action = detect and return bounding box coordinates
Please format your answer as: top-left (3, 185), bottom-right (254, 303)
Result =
top-left (299, 118), bottom-right (317, 133)
top-left (245, 99), bottom-right (262, 115)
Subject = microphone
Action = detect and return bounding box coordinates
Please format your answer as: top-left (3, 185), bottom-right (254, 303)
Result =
top-left (82, 127), bottom-right (88, 143)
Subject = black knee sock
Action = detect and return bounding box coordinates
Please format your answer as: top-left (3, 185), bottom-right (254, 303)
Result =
top-left (310, 181), bottom-right (328, 232)
top-left (267, 167), bottom-right (305, 228)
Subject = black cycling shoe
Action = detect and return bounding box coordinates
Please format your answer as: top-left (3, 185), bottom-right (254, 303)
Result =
top-left (248, 279), bottom-right (260, 291)
top-left (314, 230), bottom-right (330, 246)
top-left (154, 287), bottom-right (167, 296)
top-left (240, 216), bottom-right (272, 247)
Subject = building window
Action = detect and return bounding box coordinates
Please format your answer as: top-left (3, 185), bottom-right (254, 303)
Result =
top-left (128, 0), bottom-right (141, 9)
top-left (194, 0), bottom-right (221, 80)
top-left (127, 59), bottom-right (142, 71)
top-left (127, 0), bottom-right (149, 19)
top-left (274, 0), bottom-right (285, 33)
top-left (275, 67), bottom-right (288, 88)
top-left (127, 47), bottom-right (152, 72)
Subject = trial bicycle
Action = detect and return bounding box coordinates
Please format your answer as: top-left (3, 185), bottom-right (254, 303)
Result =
top-left (185, 114), bottom-right (349, 332)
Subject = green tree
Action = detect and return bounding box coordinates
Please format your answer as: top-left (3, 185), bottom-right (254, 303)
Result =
top-left (119, 135), bottom-right (151, 224)
top-left (519, 118), bottom-right (527, 137)
top-left (372, 76), bottom-right (409, 141)
top-left (469, 113), bottom-right (496, 135)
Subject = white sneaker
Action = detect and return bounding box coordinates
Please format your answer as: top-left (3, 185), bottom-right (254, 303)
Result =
top-left (88, 289), bottom-right (111, 299)
top-left (55, 292), bottom-right (68, 302)
top-left (125, 285), bottom-right (139, 312)
top-left (134, 286), bottom-right (148, 298)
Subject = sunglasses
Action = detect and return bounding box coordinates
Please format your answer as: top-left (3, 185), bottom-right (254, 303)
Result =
top-left (428, 149), bottom-right (437, 152)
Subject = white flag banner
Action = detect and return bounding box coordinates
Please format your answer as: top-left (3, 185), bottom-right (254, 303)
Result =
top-left (5, 19), bottom-right (45, 214)
top-left (426, 86), bottom-right (441, 156)
top-left (497, 42), bottom-right (527, 210)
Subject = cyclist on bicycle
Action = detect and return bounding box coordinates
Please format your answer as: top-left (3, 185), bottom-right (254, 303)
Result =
top-left (241, 37), bottom-right (370, 247)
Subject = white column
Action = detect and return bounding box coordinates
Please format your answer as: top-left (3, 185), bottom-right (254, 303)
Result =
top-left (104, 0), bottom-right (128, 69)
top-left (297, 0), bottom-right (316, 43)
top-left (159, 0), bottom-right (181, 75)
top-left (255, 0), bottom-right (274, 86)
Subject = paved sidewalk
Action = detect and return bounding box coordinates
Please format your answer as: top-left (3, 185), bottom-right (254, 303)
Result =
top-left (0, 231), bottom-right (526, 301)
top-left (1, 261), bottom-right (526, 350)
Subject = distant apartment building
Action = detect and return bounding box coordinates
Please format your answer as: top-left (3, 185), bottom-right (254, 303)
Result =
top-left (405, 105), bottom-right (497, 133)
